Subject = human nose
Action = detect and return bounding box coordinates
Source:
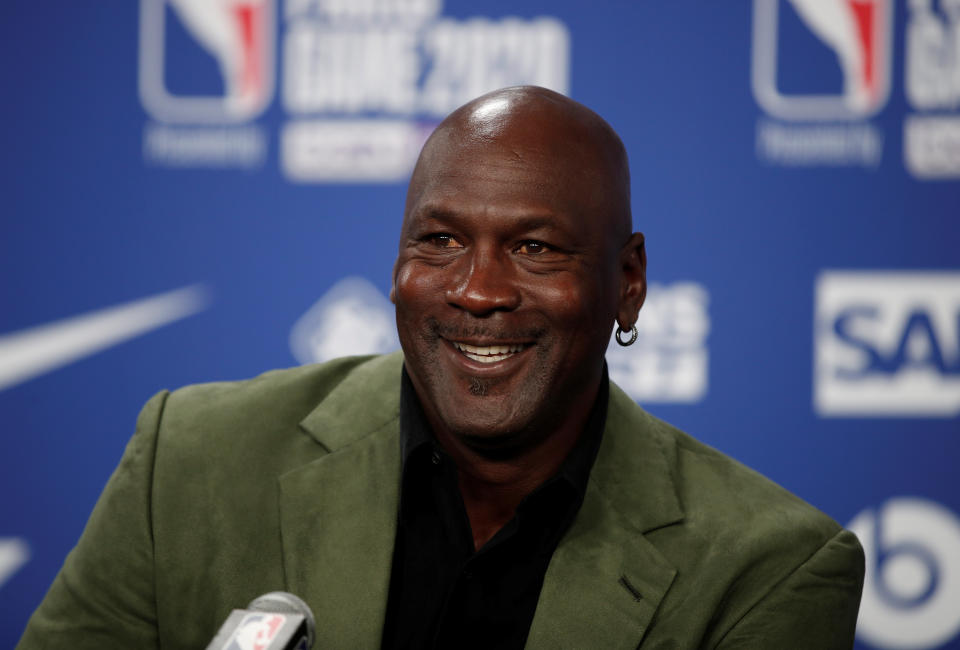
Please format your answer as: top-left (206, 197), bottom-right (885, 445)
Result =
top-left (445, 246), bottom-right (521, 315)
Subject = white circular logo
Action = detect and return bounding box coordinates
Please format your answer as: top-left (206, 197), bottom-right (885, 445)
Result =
top-left (849, 497), bottom-right (960, 649)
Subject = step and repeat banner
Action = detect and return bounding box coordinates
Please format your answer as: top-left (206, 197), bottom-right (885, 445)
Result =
top-left (1, 1), bottom-right (958, 647)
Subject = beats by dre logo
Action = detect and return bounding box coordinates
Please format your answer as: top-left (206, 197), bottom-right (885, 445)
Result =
top-left (848, 498), bottom-right (960, 649)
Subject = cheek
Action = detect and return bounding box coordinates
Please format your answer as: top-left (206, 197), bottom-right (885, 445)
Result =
top-left (525, 275), bottom-right (615, 330)
top-left (394, 262), bottom-right (442, 308)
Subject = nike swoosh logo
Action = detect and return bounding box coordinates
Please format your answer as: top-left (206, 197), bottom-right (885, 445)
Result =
top-left (0, 285), bottom-right (210, 392)
top-left (0, 538), bottom-right (30, 591)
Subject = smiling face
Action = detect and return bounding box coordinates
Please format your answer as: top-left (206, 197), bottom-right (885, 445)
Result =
top-left (392, 87), bottom-right (644, 453)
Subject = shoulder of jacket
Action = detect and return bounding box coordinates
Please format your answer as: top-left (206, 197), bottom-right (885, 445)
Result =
top-left (147, 353), bottom-right (400, 453)
top-left (170, 352), bottom-right (390, 413)
top-left (609, 382), bottom-right (841, 546)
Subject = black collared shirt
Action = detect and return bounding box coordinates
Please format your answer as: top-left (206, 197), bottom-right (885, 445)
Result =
top-left (380, 367), bottom-right (609, 650)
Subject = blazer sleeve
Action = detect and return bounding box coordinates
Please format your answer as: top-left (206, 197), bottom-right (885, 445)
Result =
top-left (16, 391), bottom-right (168, 650)
top-left (715, 528), bottom-right (865, 649)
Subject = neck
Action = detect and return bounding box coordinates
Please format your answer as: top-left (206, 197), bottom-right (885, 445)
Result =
top-left (431, 382), bottom-right (599, 550)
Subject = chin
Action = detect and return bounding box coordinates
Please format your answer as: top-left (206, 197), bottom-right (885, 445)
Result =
top-left (447, 418), bottom-right (541, 458)
top-left (434, 389), bottom-right (553, 451)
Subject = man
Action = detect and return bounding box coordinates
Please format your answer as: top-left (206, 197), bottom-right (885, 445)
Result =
top-left (19, 87), bottom-right (864, 649)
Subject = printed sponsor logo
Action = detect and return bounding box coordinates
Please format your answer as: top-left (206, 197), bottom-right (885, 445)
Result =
top-left (753, 0), bottom-right (893, 119)
top-left (0, 538), bottom-right (30, 592)
top-left (139, 0), bottom-right (274, 167)
top-left (903, 0), bottom-right (960, 179)
top-left (0, 286), bottom-right (209, 392)
top-left (814, 271), bottom-right (960, 417)
top-left (227, 612), bottom-right (286, 650)
top-left (290, 277), bottom-right (709, 405)
top-left (280, 3), bottom-right (569, 182)
top-left (752, 0), bottom-right (891, 167)
top-left (140, 0), bottom-right (570, 180)
top-left (849, 498), bottom-right (960, 649)
top-left (139, 0), bottom-right (276, 123)
top-left (607, 282), bottom-right (710, 404)
top-left (281, 120), bottom-right (432, 183)
top-left (289, 276), bottom-right (399, 364)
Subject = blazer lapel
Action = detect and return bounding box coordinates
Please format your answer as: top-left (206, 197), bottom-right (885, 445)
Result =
top-left (278, 353), bottom-right (404, 648)
top-left (526, 383), bottom-right (684, 649)
top-left (275, 355), bottom-right (682, 649)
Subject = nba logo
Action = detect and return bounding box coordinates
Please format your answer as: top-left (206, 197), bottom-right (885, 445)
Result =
top-left (139, 0), bottom-right (275, 123)
top-left (752, 0), bottom-right (893, 120)
top-left (225, 613), bottom-right (285, 650)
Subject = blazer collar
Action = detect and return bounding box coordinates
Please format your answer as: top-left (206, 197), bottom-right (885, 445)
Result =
top-left (526, 382), bottom-right (684, 648)
top-left (589, 382), bottom-right (685, 536)
top-left (279, 353), bottom-right (404, 648)
top-left (298, 352), bottom-right (405, 452)
top-left (281, 353), bottom-right (684, 649)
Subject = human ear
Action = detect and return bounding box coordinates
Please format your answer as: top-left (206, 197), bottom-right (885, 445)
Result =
top-left (616, 232), bottom-right (646, 330)
top-left (389, 256), bottom-right (400, 304)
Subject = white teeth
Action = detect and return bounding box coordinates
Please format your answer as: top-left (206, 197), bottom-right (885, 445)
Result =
top-left (452, 342), bottom-right (526, 363)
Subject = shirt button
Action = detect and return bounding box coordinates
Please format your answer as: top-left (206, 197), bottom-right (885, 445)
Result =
top-left (431, 450), bottom-right (441, 465)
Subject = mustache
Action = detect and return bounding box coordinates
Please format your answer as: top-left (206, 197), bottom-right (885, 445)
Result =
top-left (426, 317), bottom-right (546, 341)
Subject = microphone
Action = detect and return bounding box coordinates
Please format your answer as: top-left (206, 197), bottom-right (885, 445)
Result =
top-left (205, 591), bottom-right (316, 650)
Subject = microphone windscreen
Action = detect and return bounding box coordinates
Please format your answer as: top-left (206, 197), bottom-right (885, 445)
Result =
top-left (248, 592), bottom-right (316, 648)
top-left (205, 591), bottom-right (316, 650)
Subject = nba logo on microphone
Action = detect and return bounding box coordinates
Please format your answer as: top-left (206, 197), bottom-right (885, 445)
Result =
top-left (139, 0), bottom-right (275, 123)
top-left (752, 0), bottom-right (893, 120)
top-left (225, 613), bottom-right (285, 650)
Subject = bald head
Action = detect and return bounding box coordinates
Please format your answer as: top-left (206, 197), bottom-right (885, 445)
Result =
top-left (405, 86), bottom-right (632, 244)
top-left (391, 86), bottom-right (647, 451)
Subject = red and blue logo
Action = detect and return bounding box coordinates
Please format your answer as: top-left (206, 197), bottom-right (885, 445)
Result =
top-left (226, 612), bottom-right (286, 650)
top-left (139, 0), bottom-right (275, 123)
top-left (752, 0), bottom-right (893, 120)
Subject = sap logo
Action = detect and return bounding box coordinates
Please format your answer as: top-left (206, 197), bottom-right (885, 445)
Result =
top-left (289, 276), bottom-right (399, 365)
top-left (139, 0), bottom-right (276, 123)
top-left (752, 0), bottom-right (893, 119)
top-left (607, 282), bottom-right (709, 404)
top-left (849, 498), bottom-right (960, 649)
top-left (832, 308), bottom-right (960, 377)
top-left (814, 271), bottom-right (960, 417)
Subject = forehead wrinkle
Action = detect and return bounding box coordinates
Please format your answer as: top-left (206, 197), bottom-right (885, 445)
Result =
top-left (413, 201), bottom-right (570, 234)
top-left (414, 165), bottom-right (586, 219)
top-left (405, 157), bottom-right (614, 250)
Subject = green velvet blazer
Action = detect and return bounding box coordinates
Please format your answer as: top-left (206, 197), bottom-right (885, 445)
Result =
top-left (19, 352), bottom-right (864, 649)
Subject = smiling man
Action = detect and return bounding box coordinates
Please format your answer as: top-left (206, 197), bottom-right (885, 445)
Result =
top-left (391, 87), bottom-right (643, 547)
top-left (19, 87), bottom-right (864, 649)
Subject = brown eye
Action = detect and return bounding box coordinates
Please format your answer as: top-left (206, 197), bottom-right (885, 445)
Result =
top-left (517, 241), bottom-right (548, 255)
top-left (429, 234), bottom-right (462, 248)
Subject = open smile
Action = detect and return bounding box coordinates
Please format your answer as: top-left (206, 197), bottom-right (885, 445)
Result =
top-left (450, 341), bottom-right (527, 363)
top-left (450, 341), bottom-right (531, 364)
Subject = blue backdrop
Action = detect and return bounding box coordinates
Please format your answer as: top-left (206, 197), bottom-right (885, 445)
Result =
top-left (2, 1), bottom-right (958, 648)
